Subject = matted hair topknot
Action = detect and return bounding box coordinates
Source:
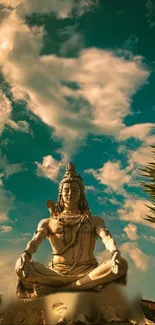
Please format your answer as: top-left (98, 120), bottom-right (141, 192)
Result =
top-left (54, 162), bottom-right (90, 214)
top-left (59, 162), bottom-right (84, 190)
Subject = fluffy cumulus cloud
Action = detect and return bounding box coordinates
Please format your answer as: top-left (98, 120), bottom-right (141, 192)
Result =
top-left (85, 132), bottom-right (155, 195)
top-left (41, 49), bottom-right (149, 142)
top-left (0, 232), bottom-right (32, 301)
top-left (123, 223), bottom-right (139, 240)
top-left (142, 234), bottom-right (155, 244)
top-left (0, 225), bottom-right (13, 232)
top-left (0, 91), bottom-right (12, 135)
top-left (7, 119), bottom-right (31, 133)
top-left (120, 242), bottom-right (149, 271)
top-left (0, 232), bottom-right (31, 244)
top-left (0, 0), bottom-right (98, 18)
top-left (118, 198), bottom-right (155, 228)
top-left (85, 161), bottom-right (131, 191)
top-left (0, 8), bottom-right (151, 159)
top-left (85, 185), bottom-right (96, 192)
top-left (0, 188), bottom-right (15, 223)
top-left (119, 241), bottom-right (155, 299)
top-left (0, 150), bottom-right (23, 178)
top-left (127, 140), bottom-right (155, 168)
top-left (0, 153), bottom-right (17, 222)
top-left (0, 0), bottom-right (21, 5)
top-left (0, 89), bottom-right (31, 135)
top-left (0, 249), bottom-right (21, 303)
top-left (36, 155), bottom-right (63, 182)
top-left (0, 174), bottom-right (3, 186)
top-left (118, 123), bottom-right (155, 142)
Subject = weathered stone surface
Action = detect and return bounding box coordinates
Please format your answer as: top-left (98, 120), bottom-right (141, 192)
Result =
top-left (0, 308), bottom-right (45, 325)
top-left (0, 293), bottom-right (154, 325)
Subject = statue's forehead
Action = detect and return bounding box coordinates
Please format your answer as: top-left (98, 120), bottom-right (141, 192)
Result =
top-left (63, 182), bottom-right (80, 189)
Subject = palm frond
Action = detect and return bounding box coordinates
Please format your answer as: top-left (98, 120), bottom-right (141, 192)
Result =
top-left (139, 145), bottom-right (155, 223)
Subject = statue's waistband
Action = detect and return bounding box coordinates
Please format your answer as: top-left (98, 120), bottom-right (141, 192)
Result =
top-left (49, 260), bottom-right (98, 267)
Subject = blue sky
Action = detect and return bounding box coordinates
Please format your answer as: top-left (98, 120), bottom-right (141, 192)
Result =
top-left (0, 0), bottom-right (155, 301)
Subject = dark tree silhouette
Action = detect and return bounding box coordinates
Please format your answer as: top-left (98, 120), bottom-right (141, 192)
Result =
top-left (140, 145), bottom-right (155, 223)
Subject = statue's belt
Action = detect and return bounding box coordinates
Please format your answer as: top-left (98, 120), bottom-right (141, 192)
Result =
top-left (50, 260), bottom-right (98, 266)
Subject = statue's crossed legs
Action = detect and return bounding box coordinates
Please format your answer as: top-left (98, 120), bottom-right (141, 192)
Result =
top-left (15, 257), bottom-right (128, 298)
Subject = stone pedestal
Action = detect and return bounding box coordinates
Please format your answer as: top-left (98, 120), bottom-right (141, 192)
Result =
top-left (0, 285), bottom-right (147, 325)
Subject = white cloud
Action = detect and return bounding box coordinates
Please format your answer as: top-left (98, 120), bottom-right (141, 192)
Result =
top-left (36, 155), bottom-right (62, 182)
top-left (116, 135), bottom-right (155, 189)
top-left (0, 90), bottom-right (30, 135)
top-left (145, 134), bottom-right (155, 145)
top-left (5, 163), bottom-right (23, 178)
top-left (85, 161), bottom-right (131, 191)
top-left (0, 150), bottom-right (23, 178)
top-left (92, 137), bottom-right (104, 143)
top-left (0, 0), bottom-right (98, 18)
top-left (118, 123), bottom-right (155, 141)
top-left (85, 133), bottom-right (154, 194)
top-left (0, 0), bottom-right (21, 5)
top-left (0, 225), bottom-right (13, 232)
top-left (108, 197), bottom-right (121, 205)
top-left (123, 223), bottom-right (139, 240)
top-left (149, 236), bottom-right (155, 243)
top-left (0, 249), bottom-right (21, 303)
top-left (0, 174), bottom-right (3, 186)
top-left (118, 198), bottom-right (155, 228)
top-left (7, 119), bottom-right (31, 133)
top-left (0, 151), bottom-right (18, 223)
top-left (145, 0), bottom-right (155, 29)
top-left (120, 242), bottom-right (149, 271)
top-left (0, 10), bottom-right (150, 159)
top-left (0, 91), bottom-right (12, 135)
top-left (0, 232), bottom-right (31, 243)
top-left (128, 143), bottom-right (155, 168)
top-left (59, 32), bottom-right (84, 56)
top-left (95, 250), bottom-right (111, 265)
top-left (0, 188), bottom-right (15, 223)
top-left (142, 234), bottom-right (155, 244)
top-left (85, 185), bottom-right (96, 192)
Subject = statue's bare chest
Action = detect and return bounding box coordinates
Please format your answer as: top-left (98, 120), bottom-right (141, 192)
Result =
top-left (47, 215), bottom-right (94, 244)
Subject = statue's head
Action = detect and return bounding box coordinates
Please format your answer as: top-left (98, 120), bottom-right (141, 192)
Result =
top-left (55, 163), bottom-right (89, 213)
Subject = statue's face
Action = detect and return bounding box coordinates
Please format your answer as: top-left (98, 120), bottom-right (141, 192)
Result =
top-left (62, 182), bottom-right (81, 208)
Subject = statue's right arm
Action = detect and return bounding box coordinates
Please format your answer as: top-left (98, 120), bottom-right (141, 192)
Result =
top-left (24, 218), bottom-right (49, 258)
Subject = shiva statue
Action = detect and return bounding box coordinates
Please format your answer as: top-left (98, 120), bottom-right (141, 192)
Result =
top-left (15, 163), bottom-right (128, 299)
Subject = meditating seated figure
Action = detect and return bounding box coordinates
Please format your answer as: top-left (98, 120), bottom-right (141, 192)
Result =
top-left (15, 163), bottom-right (128, 299)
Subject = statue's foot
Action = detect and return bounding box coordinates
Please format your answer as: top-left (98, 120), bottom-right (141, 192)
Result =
top-left (33, 283), bottom-right (57, 297)
top-left (16, 278), bottom-right (34, 299)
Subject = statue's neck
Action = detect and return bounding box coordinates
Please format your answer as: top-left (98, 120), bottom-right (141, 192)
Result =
top-left (62, 208), bottom-right (81, 215)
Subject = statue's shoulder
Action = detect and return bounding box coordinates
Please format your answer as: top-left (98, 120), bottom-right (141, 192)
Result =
top-left (91, 215), bottom-right (105, 227)
top-left (37, 218), bottom-right (49, 230)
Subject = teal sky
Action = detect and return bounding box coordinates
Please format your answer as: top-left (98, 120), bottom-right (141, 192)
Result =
top-left (0, 0), bottom-right (155, 300)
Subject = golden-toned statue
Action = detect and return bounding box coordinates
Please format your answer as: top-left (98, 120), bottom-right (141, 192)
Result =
top-left (15, 163), bottom-right (128, 299)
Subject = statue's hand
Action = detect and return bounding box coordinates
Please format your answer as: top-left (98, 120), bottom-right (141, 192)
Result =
top-left (111, 250), bottom-right (121, 275)
top-left (19, 252), bottom-right (31, 278)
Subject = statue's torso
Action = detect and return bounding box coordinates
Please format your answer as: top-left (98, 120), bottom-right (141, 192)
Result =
top-left (47, 214), bottom-right (97, 272)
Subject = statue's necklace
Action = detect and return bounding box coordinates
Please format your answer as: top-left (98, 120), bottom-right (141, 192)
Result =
top-left (60, 214), bottom-right (86, 246)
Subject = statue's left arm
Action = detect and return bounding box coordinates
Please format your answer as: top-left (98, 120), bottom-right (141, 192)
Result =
top-left (24, 218), bottom-right (49, 257)
top-left (94, 216), bottom-right (119, 254)
top-left (16, 218), bottom-right (49, 278)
